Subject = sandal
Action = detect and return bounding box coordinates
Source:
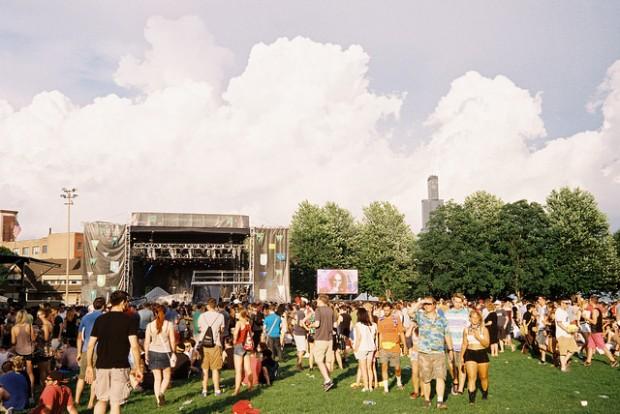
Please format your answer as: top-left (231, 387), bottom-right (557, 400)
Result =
top-left (584, 361), bottom-right (592, 367)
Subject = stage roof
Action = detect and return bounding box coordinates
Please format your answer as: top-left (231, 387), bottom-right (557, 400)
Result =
top-left (130, 212), bottom-right (250, 234)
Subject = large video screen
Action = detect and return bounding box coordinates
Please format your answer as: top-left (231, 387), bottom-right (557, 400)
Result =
top-left (317, 269), bottom-right (359, 295)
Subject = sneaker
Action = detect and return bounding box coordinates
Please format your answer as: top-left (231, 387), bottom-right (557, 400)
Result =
top-left (214, 390), bottom-right (223, 396)
top-left (437, 402), bottom-right (448, 410)
top-left (423, 400), bottom-right (432, 409)
top-left (323, 381), bottom-right (335, 392)
top-left (201, 390), bottom-right (207, 397)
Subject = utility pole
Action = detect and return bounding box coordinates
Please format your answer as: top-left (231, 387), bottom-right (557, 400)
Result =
top-left (61, 188), bottom-right (78, 304)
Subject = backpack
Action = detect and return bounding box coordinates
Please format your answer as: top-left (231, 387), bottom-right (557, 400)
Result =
top-left (201, 318), bottom-right (217, 348)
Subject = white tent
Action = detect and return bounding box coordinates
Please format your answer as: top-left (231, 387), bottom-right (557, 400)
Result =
top-left (353, 292), bottom-right (380, 302)
top-left (144, 287), bottom-right (170, 302)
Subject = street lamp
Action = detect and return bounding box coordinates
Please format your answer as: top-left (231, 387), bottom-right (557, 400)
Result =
top-left (60, 188), bottom-right (78, 304)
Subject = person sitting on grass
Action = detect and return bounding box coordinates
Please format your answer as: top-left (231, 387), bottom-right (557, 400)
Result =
top-left (259, 349), bottom-right (278, 386)
top-left (0, 358), bottom-right (29, 412)
top-left (29, 371), bottom-right (78, 414)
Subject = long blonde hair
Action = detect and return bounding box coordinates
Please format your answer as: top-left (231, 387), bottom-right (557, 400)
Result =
top-left (15, 309), bottom-right (31, 325)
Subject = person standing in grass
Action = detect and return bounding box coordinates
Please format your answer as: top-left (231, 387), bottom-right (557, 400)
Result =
top-left (311, 295), bottom-right (337, 392)
top-left (416, 297), bottom-right (454, 410)
top-left (377, 302), bottom-right (407, 393)
top-left (292, 304), bottom-right (308, 371)
top-left (197, 298), bottom-right (225, 397)
top-left (353, 307), bottom-right (377, 392)
top-left (144, 304), bottom-right (176, 407)
top-left (555, 299), bottom-right (578, 372)
top-left (76, 296), bottom-right (105, 409)
top-left (85, 290), bottom-right (143, 414)
top-left (405, 314), bottom-right (421, 399)
top-left (445, 293), bottom-right (469, 395)
top-left (263, 306), bottom-right (283, 362)
top-left (460, 310), bottom-right (490, 404)
top-left (231, 311), bottom-right (253, 395)
top-left (583, 296), bottom-right (619, 368)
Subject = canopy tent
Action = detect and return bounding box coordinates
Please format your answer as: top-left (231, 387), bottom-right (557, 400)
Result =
top-left (144, 287), bottom-right (170, 302)
top-left (353, 292), bottom-right (380, 302)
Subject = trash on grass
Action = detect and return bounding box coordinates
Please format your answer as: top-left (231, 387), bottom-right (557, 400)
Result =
top-left (580, 401), bottom-right (588, 407)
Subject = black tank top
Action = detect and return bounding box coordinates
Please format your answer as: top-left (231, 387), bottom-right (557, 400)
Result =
top-left (590, 308), bottom-right (603, 333)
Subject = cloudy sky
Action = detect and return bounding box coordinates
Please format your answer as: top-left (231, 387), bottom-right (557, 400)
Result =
top-left (1, 1), bottom-right (620, 238)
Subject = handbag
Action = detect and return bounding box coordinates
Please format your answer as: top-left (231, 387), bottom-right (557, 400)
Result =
top-left (243, 327), bottom-right (254, 351)
top-left (168, 352), bottom-right (177, 367)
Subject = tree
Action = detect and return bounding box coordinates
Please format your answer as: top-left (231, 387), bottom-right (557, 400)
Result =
top-left (545, 187), bottom-right (620, 296)
top-left (416, 200), bottom-right (503, 298)
top-left (614, 230), bottom-right (620, 258)
top-left (496, 201), bottom-right (552, 298)
top-left (353, 202), bottom-right (416, 299)
top-left (289, 201), bottom-right (357, 296)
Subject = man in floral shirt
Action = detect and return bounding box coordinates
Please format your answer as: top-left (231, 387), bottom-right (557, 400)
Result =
top-left (415, 297), bottom-right (454, 410)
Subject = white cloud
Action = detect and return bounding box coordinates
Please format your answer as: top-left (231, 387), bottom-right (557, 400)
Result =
top-left (114, 15), bottom-right (233, 95)
top-left (1, 15), bottom-right (619, 240)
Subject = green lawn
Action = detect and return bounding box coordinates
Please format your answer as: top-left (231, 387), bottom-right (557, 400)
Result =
top-left (78, 349), bottom-right (619, 413)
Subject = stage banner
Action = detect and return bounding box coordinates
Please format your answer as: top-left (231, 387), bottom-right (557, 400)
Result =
top-left (253, 227), bottom-right (290, 303)
top-left (82, 222), bottom-right (127, 304)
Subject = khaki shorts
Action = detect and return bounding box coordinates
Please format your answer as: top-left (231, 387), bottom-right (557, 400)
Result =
top-left (78, 353), bottom-right (97, 380)
top-left (201, 346), bottom-right (223, 371)
top-left (95, 368), bottom-right (131, 405)
top-left (312, 340), bottom-right (333, 364)
top-left (379, 349), bottom-right (401, 366)
top-left (558, 336), bottom-right (579, 355)
top-left (419, 352), bottom-right (446, 383)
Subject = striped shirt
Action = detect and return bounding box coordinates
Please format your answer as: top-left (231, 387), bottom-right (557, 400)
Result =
top-left (446, 308), bottom-right (470, 352)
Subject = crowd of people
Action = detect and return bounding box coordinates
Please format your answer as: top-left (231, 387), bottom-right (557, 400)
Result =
top-left (0, 291), bottom-right (619, 412)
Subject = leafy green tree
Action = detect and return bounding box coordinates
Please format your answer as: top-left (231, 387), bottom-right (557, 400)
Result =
top-left (545, 187), bottom-right (620, 296)
top-left (353, 202), bottom-right (416, 299)
top-left (416, 200), bottom-right (503, 298)
top-left (613, 230), bottom-right (620, 258)
top-left (496, 201), bottom-right (552, 298)
top-left (289, 201), bottom-right (357, 296)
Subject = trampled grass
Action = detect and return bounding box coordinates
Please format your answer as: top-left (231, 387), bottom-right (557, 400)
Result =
top-left (78, 349), bottom-right (619, 414)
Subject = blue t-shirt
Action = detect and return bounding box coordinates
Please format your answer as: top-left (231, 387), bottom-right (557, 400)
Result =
top-left (78, 310), bottom-right (103, 352)
top-left (263, 313), bottom-right (282, 338)
top-left (0, 371), bottom-right (29, 410)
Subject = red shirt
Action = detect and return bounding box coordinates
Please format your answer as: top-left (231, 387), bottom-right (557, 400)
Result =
top-left (32, 384), bottom-right (74, 414)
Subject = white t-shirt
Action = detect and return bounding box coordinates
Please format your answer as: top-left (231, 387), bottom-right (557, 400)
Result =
top-left (197, 311), bottom-right (225, 346)
top-left (555, 307), bottom-right (572, 338)
top-left (355, 322), bottom-right (377, 352)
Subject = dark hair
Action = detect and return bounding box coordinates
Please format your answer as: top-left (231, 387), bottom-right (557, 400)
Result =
top-left (357, 307), bottom-right (372, 326)
top-left (276, 304), bottom-right (286, 316)
top-left (110, 291), bottom-right (129, 306)
top-left (93, 297), bottom-right (106, 310)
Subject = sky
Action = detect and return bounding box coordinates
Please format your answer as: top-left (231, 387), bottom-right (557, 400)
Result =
top-left (1, 1), bottom-right (620, 238)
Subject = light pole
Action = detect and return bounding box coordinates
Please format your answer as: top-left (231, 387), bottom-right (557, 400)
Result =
top-left (61, 188), bottom-right (78, 304)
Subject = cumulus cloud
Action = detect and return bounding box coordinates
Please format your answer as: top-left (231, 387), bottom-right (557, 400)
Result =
top-left (1, 15), bottom-right (619, 239)
top-left (114, 15), bottom-right (233, 94)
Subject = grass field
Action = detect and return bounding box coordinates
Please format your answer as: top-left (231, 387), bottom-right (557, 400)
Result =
top-left (77, 349), bottom-right (619, 414)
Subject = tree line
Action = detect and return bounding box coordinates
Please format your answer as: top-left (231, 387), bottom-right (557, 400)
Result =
top-left (289, 187), bottom-right (620, 300)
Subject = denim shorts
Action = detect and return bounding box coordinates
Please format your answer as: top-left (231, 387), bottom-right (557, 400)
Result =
top-left (148, 351), bottom-right (171, 370)
top-left (233, 344), bottom-right (246, 357)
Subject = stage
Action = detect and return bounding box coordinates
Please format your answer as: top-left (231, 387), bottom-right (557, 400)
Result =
top-left (82, 213), bottom-right (290, 303)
